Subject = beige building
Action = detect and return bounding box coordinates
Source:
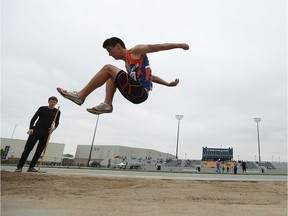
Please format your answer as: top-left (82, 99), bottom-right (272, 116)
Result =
top-left (1, 138), bottom-right (175, 168)
top-left (74, 145), bottom-right (175, 167)
top-left (1, 138), bottom-right (65, 163)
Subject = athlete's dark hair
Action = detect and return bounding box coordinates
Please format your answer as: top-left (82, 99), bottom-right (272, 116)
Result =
top-left (48, 96), bottom-right (58, 102)
top-left (102, 37), bottom-right (126, 49)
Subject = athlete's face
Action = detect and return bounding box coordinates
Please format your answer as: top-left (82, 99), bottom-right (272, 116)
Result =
top-left (106, 44), bottom-right (122, 60)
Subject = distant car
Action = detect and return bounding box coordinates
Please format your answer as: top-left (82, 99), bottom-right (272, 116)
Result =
top-left (90, 161), bottom-right (101, 167)
top-left (130, 165), bottom-right (141, 169)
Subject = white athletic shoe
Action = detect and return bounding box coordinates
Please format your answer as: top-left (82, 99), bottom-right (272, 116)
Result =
top-left (57, 87), bottom-right (85, 106)
top-left (86, 103), bottom-right (113, 115)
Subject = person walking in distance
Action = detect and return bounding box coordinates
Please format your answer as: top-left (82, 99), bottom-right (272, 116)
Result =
top-left (15, 96), bottom-right (61, 172)
top-left (216, 159), bottom-right (221, 174)
top-left (57, 37), bottom-right (189, 115)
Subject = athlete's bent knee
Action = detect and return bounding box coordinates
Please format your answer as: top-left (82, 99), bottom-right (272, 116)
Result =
top-left (102, 64), bottom-right (121, 77)
top-left (102, 64), bottom-right (119, 72)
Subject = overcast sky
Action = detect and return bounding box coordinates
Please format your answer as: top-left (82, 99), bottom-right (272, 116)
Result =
top-left (1, 0), bottom-right (287, 162)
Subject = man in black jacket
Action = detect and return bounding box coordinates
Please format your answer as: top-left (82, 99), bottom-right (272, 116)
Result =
top-left (15, 96), bottom-right (61, 172)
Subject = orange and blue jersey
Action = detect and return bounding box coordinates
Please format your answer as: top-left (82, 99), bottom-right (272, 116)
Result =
top-left (126, 50), bottom-right (152, 91)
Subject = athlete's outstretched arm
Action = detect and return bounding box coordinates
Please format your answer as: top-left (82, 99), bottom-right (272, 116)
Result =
top-left (152, 75), bottom-right (179, 87)
top-left (131, 43), bottom-right (189, 58)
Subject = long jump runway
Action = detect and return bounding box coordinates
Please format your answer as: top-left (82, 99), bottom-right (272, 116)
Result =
top-left (1, 166), bottom-right (287, 182)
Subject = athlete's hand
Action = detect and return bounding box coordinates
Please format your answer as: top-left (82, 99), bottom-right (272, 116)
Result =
top-left (182, 43), bottom-right (189, 50)
top-left (27, 129), bottom-right (33, 135)
top-left (168, 79), bottom-right (179, 87)
top-left (49, 127), bottom-right (55, 135)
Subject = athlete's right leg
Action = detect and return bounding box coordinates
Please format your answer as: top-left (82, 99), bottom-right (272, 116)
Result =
top-left (78, 64), bottom-right (120, 99)
top-left (57, 64), bottom-right (121, 105)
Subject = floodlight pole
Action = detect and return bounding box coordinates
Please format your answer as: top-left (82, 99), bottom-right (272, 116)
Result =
top-left (11, 124), bottom-right (17, 139)
top-left (87, 115), bottom-right (100, 167)
top-left (175, 115), bottom-right (184, 160)
top-left (254, 118), bottom-right (261, 163)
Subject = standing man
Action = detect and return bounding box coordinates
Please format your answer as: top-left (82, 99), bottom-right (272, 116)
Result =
top-left (233, 161), bottom-right (238, 174)
top-left (15, 96), bottom-right (61, 172)
top-left (241, 161), bottom-right (247, 174)
top-left (57, 37), bottom-right (189, 114)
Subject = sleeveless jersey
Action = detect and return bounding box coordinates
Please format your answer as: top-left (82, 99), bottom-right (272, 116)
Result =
top-left (126, 50), bottom-right (152, 91)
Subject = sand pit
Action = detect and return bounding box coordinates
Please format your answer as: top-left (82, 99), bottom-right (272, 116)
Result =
top-left (1, 171), bottom-right (287, 216)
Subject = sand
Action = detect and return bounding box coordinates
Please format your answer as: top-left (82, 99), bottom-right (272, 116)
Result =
top-left (1, 171), bottom-right (287, 216)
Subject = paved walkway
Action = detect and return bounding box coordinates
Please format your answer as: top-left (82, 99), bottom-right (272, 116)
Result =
top-left (2, 166), bottom-right (287, 182)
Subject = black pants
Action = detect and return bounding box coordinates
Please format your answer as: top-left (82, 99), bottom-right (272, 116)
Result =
top-left (17, 128), bottom-right (49, 169)
top-left (115, 70), bottom-right (148, 104)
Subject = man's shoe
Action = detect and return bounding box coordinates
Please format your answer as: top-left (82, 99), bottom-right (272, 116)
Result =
top-left (15, 168), bottom-right (23, 172)
top-left (57, 87), bottom-right (85, 105)
top-left (86, 103), bottom-right (113, 115)
top-left (27, 167), bottom-right (38, 172)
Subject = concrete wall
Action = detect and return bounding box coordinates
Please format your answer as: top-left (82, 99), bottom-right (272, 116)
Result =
top-left (1, 138), bottom-right (65, 163)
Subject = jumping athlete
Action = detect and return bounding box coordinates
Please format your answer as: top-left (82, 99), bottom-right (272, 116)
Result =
top-left (57, 37), bottom-right (189, 115)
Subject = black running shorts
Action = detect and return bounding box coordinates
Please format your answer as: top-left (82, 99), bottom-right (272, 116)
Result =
top-left (115, 70), bottom-right (148, 104)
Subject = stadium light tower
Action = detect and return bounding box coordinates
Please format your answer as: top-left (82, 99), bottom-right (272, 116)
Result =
top-left (253, 118), bottom-right (261, 163)
top-left (175, 115), bottom-right (184, 159)
top-left (87, 115), bottom-right (100, 167)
